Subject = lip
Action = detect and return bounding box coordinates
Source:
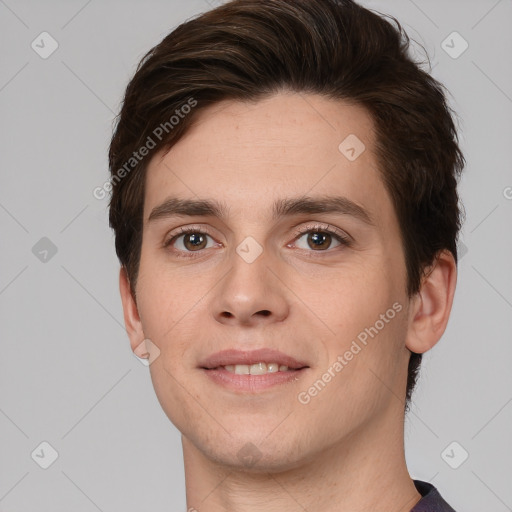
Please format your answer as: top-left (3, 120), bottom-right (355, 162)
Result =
top-left (201, 366), bottom-right (309, 392)
top-left (199, 348), bottom-right (309, 370)
top-left (199, 348), bottom-right (310, 393)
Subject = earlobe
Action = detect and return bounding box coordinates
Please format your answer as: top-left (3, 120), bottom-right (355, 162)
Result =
top-left (119, 267), bottom-right (145, 353)
top-left (405, 250), bottom-right (457, 354)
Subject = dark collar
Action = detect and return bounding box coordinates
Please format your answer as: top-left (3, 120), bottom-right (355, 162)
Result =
top-left (410, 480), bottom-right (457, 511)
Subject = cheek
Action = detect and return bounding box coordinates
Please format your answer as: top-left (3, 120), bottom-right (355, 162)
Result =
top-left (136, 260), bottom-right (199, 342)
top-left (306, 308), bottom-right (408, 427)
top-left (136, 262), bottom-right (206, 367)
top-left (147, 358), bottom-right (197, 434)
top-left (312, 256), bottom-right (408, 374)
top-left (309, 262), bottom-right (392, 333)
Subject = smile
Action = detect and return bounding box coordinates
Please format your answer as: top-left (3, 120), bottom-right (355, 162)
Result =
top-left (215, 362), bottom-right (294, 374)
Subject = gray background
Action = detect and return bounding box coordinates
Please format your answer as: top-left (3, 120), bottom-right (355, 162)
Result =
top-left (1, 0), bottom-right (511, 510)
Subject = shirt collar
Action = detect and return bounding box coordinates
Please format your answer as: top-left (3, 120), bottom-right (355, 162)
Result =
top-left (410, 480), bottom-right (457, 511)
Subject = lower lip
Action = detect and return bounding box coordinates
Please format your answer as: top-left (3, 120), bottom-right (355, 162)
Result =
top-left (201, 367), bottom-right (308, 392)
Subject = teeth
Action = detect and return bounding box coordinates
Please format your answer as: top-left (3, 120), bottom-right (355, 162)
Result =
top-left (222, 362), bottom-right (291, 374)
top-left (234, 364), bottom-right (250, 375)
top-left (250, 362), bottom-right (267, 375)
top-left (267, 363), bottom-right (279, 373)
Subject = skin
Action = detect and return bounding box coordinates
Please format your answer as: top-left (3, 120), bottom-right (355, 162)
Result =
top-left (119, 91), bottom-right (457, 511)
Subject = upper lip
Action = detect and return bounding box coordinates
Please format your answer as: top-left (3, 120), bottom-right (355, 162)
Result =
top-left (199, 348), bottom-right (309, 370)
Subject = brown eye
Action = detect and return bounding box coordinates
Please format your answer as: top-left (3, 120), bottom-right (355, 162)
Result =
top-left (306, 232), bottom-right (333, 250)
top-left (294, 229), bottom-right (348, 251)
top-left (165, 229), bottom-right (216, 254)
top-left (182, 232), bottom-right (208, 251)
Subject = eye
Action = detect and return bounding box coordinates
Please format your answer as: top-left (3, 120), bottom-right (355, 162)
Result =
top-left (164, 227), bottom-right (217, 256)
top-left (163, 223), bottom-right (351, 258)
top-left (291, 224), bottom-right (351, 252)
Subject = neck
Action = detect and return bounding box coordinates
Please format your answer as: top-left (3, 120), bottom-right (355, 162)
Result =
top-left (183, 402), bottom-right (422, 512)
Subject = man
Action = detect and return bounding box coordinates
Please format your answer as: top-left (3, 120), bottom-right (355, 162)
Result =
top-left (108, 0), bottom-right (464, 510)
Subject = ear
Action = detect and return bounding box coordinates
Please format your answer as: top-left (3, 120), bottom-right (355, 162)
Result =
top-left (119, 266), bottom-right (145, 354)
top-left (406, 249), bottom-right (457, 354)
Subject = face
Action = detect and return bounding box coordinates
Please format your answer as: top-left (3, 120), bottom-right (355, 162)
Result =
top-left (125, 91), bottom-right (414, 471)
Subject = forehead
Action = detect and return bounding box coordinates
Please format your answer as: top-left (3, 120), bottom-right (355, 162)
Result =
top-left (143, 92), bottom-right (390, 226)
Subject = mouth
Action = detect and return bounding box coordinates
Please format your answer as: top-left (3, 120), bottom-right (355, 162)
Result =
top-left (204, 362), bottom-right (305, 375)
top-left (199, 347), bottom-right (309, 371)
top-left (199, 348), bottom-right (310, 392)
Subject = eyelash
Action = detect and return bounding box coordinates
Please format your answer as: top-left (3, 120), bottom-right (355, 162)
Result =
top-left (163, 223), bottom-right (351, 258)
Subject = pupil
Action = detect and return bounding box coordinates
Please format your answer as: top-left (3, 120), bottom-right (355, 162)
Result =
top-left (187, 233), bottom-right (205, 249)
top-left (310, 232), bottom-right (330, 249)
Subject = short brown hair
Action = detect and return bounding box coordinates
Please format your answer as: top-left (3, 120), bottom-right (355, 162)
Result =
top-left (108, 0), bottom-right (465, 408)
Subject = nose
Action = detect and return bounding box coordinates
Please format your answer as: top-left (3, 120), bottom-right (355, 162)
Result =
top-left (210, 246), bottom-right (290, 327)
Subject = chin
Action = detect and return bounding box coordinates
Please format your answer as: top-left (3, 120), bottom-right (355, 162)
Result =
top-left (193, 430), bottom-right (313, 474)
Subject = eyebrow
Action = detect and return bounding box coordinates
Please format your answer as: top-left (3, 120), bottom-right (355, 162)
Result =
top-left (147, 195), bottom-right (375, 226)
